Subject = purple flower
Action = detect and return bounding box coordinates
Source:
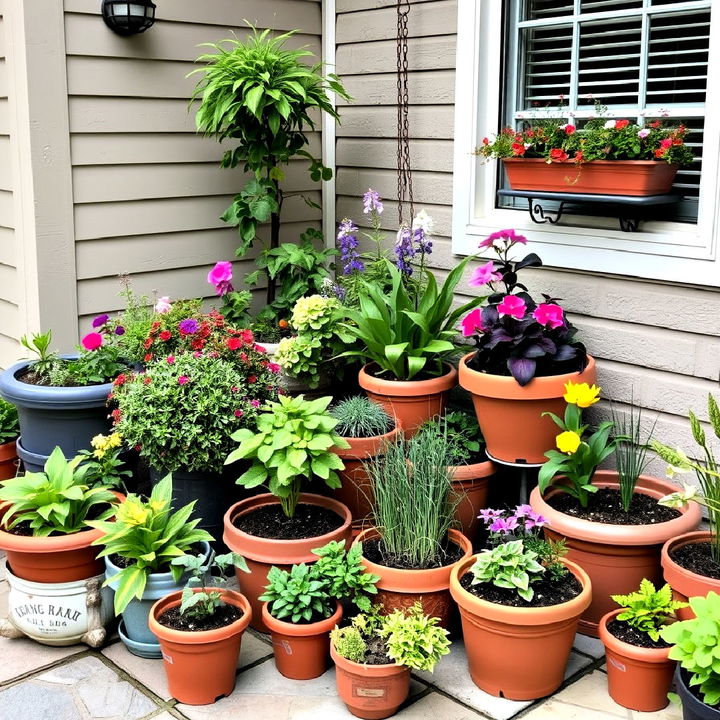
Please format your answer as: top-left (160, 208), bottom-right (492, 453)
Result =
top-left (489, 516), bottom-right (519, 534)
top-left (114, 325), bottom-right (126, 336)
top-left (394, 224), bottom-right (415, 275)
top-left (524, 512), bottom-right (547, 530)
top-left (412, 226), bottom-right (432, 256)
top-left (92, 314), bottom-right (110, 328)
top-left (337, 218), bottom-right (364, 275)
top-left (363, 188), bottom-right (383, 215)
top-left (514, 504), bottom-right (534, 518)
top-left (179, 318), bottom-right (199, 335)
top-left (478, 508), bottom-right (503, 523)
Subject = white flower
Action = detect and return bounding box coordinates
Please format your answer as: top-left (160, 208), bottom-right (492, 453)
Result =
top-left (637, 128), bottom-right (650, 139)
top-left (603, 120), bottom-right (616, 129)
top-left (154, 296), bottom-right (171, 314)
top-left (412, 209), bottom-right (434, 235)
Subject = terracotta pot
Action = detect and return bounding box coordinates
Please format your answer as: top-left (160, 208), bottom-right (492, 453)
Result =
top-left (331, 643), bottom-right (410, 720)
top-left (598, 609), bottom-right (675, 712)
top-left (331, 427), bottom-right (401, 533)
top-left (676, 666), bottom-right (720, 720)
top-left (662, 531), bottom-right (720, 621)
top-left (530, 471), bottom-right (702, 636)
top-left (458, 353), bottom-right (597, 464)
top-left (502, 158), bottom-right (679, 196)
top-left (0, 440), bottom-right (18, 480)
top-left (358, 363), bottom-right (457, 437)
top-left (354, 527), bottom-right (472, 629)
top-left (450, 555), bottom-right (591, 700)
top-left (450, 459), bottom-right (495, 542)
top-left (223, 493), bottom-right (352, 633)
top-left (262, 601), bottom-right (342, 680)
top-left (148, 588), bottom-right (252, 705)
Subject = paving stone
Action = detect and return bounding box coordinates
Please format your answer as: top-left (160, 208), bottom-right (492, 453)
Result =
top-left (629, 704), bottom-right (682, 720)
top-left (522, 699), bottom-right (627, 719)
top-left (573, 633), bottom-right (606, 659)
top-left (102, 630), bottom-right (273, 700)
top-left (0, 680), bottom-right (81, 720)
top-left (552, 670), bottom-right (627, 717)
top-left (396, 692), bottom-right (482, 719)
top-left (38, 656), bottom-right (110, 685)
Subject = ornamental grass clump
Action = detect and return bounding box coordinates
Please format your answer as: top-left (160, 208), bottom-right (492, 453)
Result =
top-left (329, 396), bottom-right (394, 439)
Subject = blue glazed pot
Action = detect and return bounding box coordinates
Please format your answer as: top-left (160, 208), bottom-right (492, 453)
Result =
top-left (0, 356), bottom-right (113, 460)
top-left (104, 541), bottom-right (213, 658)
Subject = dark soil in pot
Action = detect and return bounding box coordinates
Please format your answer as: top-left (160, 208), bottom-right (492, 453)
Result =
top-left (547, 488), bottom-right (680, 525)
top-left (670, 541), bottom-right (720, 580)
top-left (605, 618), bottom-right (671, 649)
top-left (362, 536), bottom-right (465, 570)
top-left (355, 635), bottom-right (393, 665)
top-left (232, 502), bottom-right (344, 540)
top-left (459, 571), bottom-right (582, 608)
top-left (156, 604), bottom-right (243, 632)
top-left (16, 367), bottom-right (105, 387)
top-left (6, 521), bottom-right (94, 537)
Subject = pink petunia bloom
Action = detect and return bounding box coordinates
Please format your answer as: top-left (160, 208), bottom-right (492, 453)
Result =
top-left (497, 295), bottom-right (526, 320)
top-left (166, 355), bottom-right (175, 365)
top-left (489, 516), bottom-right (519, 534)
top-left (533, 303), bottom-right (565, 329)
top-left (155, 296), bottom-right (171, 314)
top-left (460, 308), bottom-right (485, 337)
top-left (250, 399), bottom-right (260, 408)
top-left (81, 332), bottom-right (103, 351)
top-left (177, 376), bottom-right (189, 385)
top-left (468, 260), bottom-right (502, 287)
top-left (207, 261), bottom-right (234, 296)
top-left (479, 228), bottom-right (528, 249)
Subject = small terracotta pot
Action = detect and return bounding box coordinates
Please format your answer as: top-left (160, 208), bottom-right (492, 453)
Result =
top-left (354, 527), bottom-right (472, 629)
top-left (0, 440), bottom-right (18, 480)
top-left (223, 493), bottom-right (352, 633)
top-left (450, 555), bottom-right (592, 700)
top-left (331, 428), bottom-right (401, 533)
top-left (450, 459), bottom-right (495, 542)
top-left (662, 531), bottom-right (720, 621)
top-left (598, 609), bottom-right (675, 712)
top-left (530, 471), bottom-right (701, 636)
top-left (148, 588), bottom-right (252, 705)
top-left (262, 601), bottom-right (342, 680)
top-left (458, 353), bottom-right (597, 464)
top-left (331, 643), bottom-right (410, 720)
top-left (358, 363), bottom-right (457, 437)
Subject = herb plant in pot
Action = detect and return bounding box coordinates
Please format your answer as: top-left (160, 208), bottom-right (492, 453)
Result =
top-left (0, 397), bottom-right (19, 479)
top-left (259, 541), bottom-right (378, 680)
top-left (598, 580), bottom-right (686, 712)
top-left (331, 603), bottom-right (450, 720)
top-left (530, 386), bottom-right (701, 636)
top-left (223, 394), bottom-right (353, 632)
top-left (458, 229), bottom-right (595, 464)
top-left (149, 552), bottom-right (252, 705)
top-left (88, 475), bottom-right (213, 658)
top-left (449, 509), bottom-right (591, 699)
top-left (329, 396), bottom-right (399, 534)
top-left (355, 431), bottom-right (472, 628)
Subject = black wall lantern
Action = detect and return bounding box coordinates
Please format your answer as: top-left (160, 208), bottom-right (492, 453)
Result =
top-left (101, 0), bottom-right (156, 36)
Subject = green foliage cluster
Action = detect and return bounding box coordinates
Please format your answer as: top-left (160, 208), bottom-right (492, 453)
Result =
top-left (418, 410), bottom-right (484, 466)
top-left (0, 397), bottom-right (19, 444)
top-left (329, 396), bottom-right (394, 439)
top-left (77, 432), bottom-right (132, 490)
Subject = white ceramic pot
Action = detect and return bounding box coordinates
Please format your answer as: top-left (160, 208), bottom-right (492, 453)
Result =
top-left (0, 565), bottom-right (113, 647)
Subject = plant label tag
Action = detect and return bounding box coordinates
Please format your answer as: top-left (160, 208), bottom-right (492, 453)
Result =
top-left (608, 657), bottom-right (626, 672)
top-left (162, 652), bottom-right (174, 665)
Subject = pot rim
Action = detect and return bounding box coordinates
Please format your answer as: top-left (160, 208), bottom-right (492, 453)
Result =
top-left (261, 599), bottom-right (342, 637)
top-left (661, 530), bottom-right (720, 589)
top-left (598, 609), bottom-right (673, 664)
top-left (104, 539), bottom-right (212, 582)
top-left (148, 588), bottom-right (252, 644)
top-left (502, 158), bottom-right (679, 169)
top-left (358, 362), bottom-right (458, 396)
top-left (331, 426), bottom-right (401, 460)
top-left (529, 471), bottom-right (702, 545)
top-left (449, 458), bottom-right (496, 482)
top-left (330, 642), bottom-right (407, 674)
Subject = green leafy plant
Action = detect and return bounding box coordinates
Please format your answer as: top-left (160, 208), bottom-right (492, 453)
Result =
top-left (661, 592), bottom-right (720, 706)
top-left (339, 258), bottom-right (483, 380)
top-left (418, 410), bottom-right (484, 466)
top-left (171, 552), bottom-right (249, 620)
top-left (0, 446), bottom-right (117, 536)
top-left (0, 397), bottom-right (19, 444)
top-left (87, 475), bottom-right (213, 615)
top-left (226, 395), bottom-right (349, 517)
top-left (20, 330), bottom-right (58, 378)
top-left (329, 396), bottom-right (394, 438)
top-left (611, 579), bottom-right (687, 642)
top-left (77, 432), bottom-right (132, 490)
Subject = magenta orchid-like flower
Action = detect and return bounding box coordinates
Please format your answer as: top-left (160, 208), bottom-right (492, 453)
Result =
top-left (207, 261), bottom-right (234, 296)
top-left (497, 295), bottom-right (526, 320)
top-left (479, 228), bottom-right (528, 249)
top-left (489, 515), bottom-right (519, 534)
top-left (533, 303), bottom-right (565, 329)
top-left (468, 260), bottom-right (502, 287)
top-left (155, 296), bottom-right (171, 314)
top-left (81, 332), bottom-right (103, 351)
top-left (460, 308), bottom-right (485, 337)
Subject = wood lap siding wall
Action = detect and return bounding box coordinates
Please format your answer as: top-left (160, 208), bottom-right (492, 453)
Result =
top-left (334, 0), bottom-right (720, 465)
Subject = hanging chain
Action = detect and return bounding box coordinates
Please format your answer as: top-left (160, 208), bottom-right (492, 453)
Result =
top-left (396, 0), bottom-right (414, 225)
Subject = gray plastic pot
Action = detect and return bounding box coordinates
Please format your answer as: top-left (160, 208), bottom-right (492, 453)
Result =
top-left (676, 667), bottom-right (720, 720)
top-left (0, 357), bottom-right (113, 460)
top-left (104, 541), bottom-right (213, 658)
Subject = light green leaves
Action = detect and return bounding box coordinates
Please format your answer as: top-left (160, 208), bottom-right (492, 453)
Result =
top-left (470, 540), bottom-right (546, 602)
top-left (612, 579), bottom-right (687, 641)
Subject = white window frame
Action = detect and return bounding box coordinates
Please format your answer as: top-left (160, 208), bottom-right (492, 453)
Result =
top-left (451, 1), bottom-right (720, 287)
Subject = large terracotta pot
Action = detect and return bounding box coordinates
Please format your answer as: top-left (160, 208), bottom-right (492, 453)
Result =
top-left (262, 601), bottom-right (342, 680)
top-left (0, 440), bottom-right (18, 480)
top-left (358, 363), bottom-right (457, 437)
top-left (223, 493), bottom-right (352, 633)
top-left (530, 471), bottom-right (702, 636)
top-left (502, 158), bottom-right (679, 196)
top-left (662, 531), bottom-right (720, 621)
top-left (331, 427), bottom-right (401, 533)
top-left (450, 555), bottom-right (591, 700)
top-left (458, 353), bottom-right (596, 464)
top-left (354, 527), bottom-right (472, 629)
top-left (598, 609), bottom-right (675, 712)
top-left (148, 588), bottom-right (252, 705)
top-left (331, 643), bottom-right (410, 720)
top-left (450, 459), bottom-right (495, 542)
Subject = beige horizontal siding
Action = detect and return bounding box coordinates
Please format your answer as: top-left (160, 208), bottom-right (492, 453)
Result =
top-left (337, 37), bottom-right (456, 73)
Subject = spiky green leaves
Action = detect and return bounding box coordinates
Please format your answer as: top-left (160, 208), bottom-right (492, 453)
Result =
top-left (611, 579), bottom-right (687, 641)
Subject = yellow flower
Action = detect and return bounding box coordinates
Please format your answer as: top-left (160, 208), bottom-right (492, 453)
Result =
top-left (563, 381), bottom-right (601, 408)
top-left (90, 434), bottom-right (106, 450)
top-left (118, 499), bottom-right (150, 527)
top-left (556, 430), bottom-right (582, 454)
top-left (108, 432), bottom-right (123, 449)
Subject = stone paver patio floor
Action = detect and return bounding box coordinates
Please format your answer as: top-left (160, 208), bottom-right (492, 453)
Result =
top-left (0, 556), bottom-right (682, 720)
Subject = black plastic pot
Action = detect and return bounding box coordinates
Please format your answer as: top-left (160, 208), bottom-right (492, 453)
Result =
top-left (0, 357), bottom-right (113, 463)
top-left (676, 667), bottom-right (720, 720)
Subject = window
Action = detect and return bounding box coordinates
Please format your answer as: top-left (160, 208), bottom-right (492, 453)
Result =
top-left (452, 1), bottom-right (720, 286)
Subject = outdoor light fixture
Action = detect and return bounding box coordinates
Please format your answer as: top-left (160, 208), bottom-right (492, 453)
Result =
top-left (101, 0), bottom-right (156, 36)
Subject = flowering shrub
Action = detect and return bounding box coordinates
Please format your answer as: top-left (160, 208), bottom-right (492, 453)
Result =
top-left (462, 229), bottom-right (587, 385)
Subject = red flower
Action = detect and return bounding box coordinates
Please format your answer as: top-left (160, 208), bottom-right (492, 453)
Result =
top-left (240, 329), bottom-right (254, 344)
top-left (143, 338), bottom-right (153, 349)
top-left (651, 120), bottom-right (661, 129)
top-left (482, 137), bottom-right (489, 145)
top-left (511, 143), bottom-right (526, 156)
top-left (143, 376), bottom-right (152, 385)
top-left (227, 337), bottom-right (243, 351)
top-left (549, 148), bottom-right (569, 162)
top-left (191, 338), bottom-right (205, 350)
top-left (144, 353), bottom-right (153, 362)
top-left (615, 119), bottom-right (630, 130)
top-left (660, 138), bottom-right (673, 149)
top-left (564, 125), bottom-right (576, 135)
top-left (151, 321), bottom-right (161, 332)
top-left (114, 373), bottom-right (127, 386)
top-left (111, 408), bottom-right (121, 423)
top-left (234, 409), bottom-right (243, 418)
top-left (654, 148), bottom-right (666, 158)
top-left (672, 139), bottom-right (683, 146)
top-left (248, 375), bottom-right (257, 384)
top-left (159, 330), bottom-right (172, 341)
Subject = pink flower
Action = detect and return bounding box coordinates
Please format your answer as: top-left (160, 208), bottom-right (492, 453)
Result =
top-left (497, 295), bottom-right (526, 320)
top-left (479, 228), bottom-right (528, 249)
top-left (637, 128), bottom-right (650, 139)
top-left (533, 303), bottom-right (565, 329)
top-left (234, 409), bottom-right (244, 418)
top-left (193, 351), bottom-right (202, 358)
top-left (468, 260), bottom-right (502, 287)
top-left (250, 399), bottom-right (260, 408)
top-left (166, 355), bottom-right (175, 365)
top-left (155, 296), bottom-right (171, 314)
top-left (207, 261), bottom-right (234, 296)
top-left (177, 376), bottom-right (189, 385)
top-left (268, 362), bottom-right (281, 374)
top-left (460, 308), bottom-right (485, 337)
top-left (489, 516), bottom-right (519, 534)
top-left (81, 332), bottom-right (103, 351)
